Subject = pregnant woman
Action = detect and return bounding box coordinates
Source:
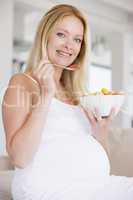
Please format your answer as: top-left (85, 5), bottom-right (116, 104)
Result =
top-left (2, 4), bottom-right (133, 200)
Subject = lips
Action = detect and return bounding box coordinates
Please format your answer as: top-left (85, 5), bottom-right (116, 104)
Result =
top-left (56, 50), bottom-right (72, 57)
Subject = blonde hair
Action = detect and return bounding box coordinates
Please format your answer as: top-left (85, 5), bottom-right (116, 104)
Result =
top-left (26, 4), bottom-right (90, 102)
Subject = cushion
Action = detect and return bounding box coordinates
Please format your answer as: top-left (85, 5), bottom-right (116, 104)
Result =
top-left (108, 128), bottom-right (133, 177)
top-left (0, 170), bottom-right (14, 200)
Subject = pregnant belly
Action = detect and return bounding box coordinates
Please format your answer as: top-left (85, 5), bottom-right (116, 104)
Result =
top-left (33, 135), bottom-right (110, 182)
top-left (13, 135), bottom-right (110, 192)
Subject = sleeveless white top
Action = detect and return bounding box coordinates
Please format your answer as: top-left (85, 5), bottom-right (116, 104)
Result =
top-left (12, 97), bottom-right (110, 200)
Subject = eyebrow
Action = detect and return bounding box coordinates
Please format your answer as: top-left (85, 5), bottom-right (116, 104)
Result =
top-left (57, 28), bottom-right (83, 37)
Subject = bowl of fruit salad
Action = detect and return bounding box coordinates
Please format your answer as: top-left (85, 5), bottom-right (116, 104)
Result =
top-left (80, 88), bottom-right (125, 118)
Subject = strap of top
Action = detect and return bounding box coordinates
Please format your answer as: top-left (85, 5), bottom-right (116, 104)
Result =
top-left (22, 73), bottom-right (39, 86)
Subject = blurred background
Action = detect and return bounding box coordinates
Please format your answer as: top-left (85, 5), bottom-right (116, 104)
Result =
top-left (1, 0), bottom-right (133, 155)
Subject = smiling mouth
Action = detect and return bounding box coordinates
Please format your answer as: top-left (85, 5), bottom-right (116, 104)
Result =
top-left (56, 50), bottom-right (72, 57)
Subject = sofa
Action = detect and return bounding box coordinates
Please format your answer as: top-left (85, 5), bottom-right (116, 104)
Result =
top-left (0, 155), bottom-right (14, 200)
top-left (0, 127), bottom-right (133, 200)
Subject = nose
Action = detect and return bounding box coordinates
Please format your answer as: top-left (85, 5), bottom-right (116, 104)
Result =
top-left (64, 38), bottom-right (74, 51)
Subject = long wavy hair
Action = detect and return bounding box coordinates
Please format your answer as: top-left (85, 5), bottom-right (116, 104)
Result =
top-left (25, 4), bottom-right (90, 102)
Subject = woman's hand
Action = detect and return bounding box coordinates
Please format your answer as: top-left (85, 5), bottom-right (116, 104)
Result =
top-left (81, 106), bottom-right (116, 142)
top-left (32, 59), bottom-right (56, 97)
top-left (81, 106), bottom-right (116, 155)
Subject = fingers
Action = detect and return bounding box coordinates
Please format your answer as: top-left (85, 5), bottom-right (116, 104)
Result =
top-left (36, 60), bottom-right (51, 72)
top-left (33, 59), bottom-right (54, 77)
top-left (107, 107), bottom-right (116, 122)
top-left (94, 108), bottom-right (102, 122)
top-left (81, 105), bottom-right (96, 124)
top-left (82, 106), bottom-right (116, 124)
top-left (33, 49), bottom-right (51, 74)
top-left (42, 67), bottom-right (54, 81)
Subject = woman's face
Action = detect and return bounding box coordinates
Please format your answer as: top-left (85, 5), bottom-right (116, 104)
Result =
top-left (47, 15), bottom-right (84, 67)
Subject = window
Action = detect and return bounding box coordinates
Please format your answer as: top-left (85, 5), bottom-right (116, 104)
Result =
top-left (88, 47), bottom-right (112, 92)
top-left (89, 64), bottom-right (112, 92)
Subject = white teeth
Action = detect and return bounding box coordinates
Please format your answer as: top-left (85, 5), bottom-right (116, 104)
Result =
top-left (57, 50), bottom-right (71, 57)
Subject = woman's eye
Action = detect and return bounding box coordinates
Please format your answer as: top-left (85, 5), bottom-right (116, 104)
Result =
top-left (56, 32), bottom-right (65, 38)
top-left (75, 38), bottom-right (82, 44)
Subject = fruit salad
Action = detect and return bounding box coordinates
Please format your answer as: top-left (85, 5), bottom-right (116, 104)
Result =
top-left (88, 88), bottom-right (124, 96)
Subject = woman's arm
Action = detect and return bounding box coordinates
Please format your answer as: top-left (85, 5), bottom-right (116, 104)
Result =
top-left (2, 74), bottom-right (53, 168)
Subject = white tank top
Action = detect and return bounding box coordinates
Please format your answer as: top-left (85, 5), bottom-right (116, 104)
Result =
top-left (13, 96), bottom-right (110, 189)
top-left (12, 74), bottom-right (110, 198)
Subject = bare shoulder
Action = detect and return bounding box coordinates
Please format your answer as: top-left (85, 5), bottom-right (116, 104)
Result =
top-left (8, 73), bottom-right (39, 92)
top-left (3, 73), bottom-right (40, 109)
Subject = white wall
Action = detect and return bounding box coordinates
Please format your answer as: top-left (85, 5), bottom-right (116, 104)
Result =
top-left (0, 0), bottom-right (13, 155)
top-left (109, 32), bottom-right (133, 128)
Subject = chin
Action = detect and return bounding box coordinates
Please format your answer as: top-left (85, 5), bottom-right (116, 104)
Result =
top-left (52, 59), bottom-right (71, 67)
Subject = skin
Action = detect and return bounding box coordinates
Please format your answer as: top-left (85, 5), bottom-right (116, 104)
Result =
top-left (46, 15), bottom-right (84, 91)
top-left (47, 16), bottom-right (83, 69)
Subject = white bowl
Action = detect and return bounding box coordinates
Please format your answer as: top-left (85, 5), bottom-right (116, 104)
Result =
top-left (80, 94), bottom-right (125, 117)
